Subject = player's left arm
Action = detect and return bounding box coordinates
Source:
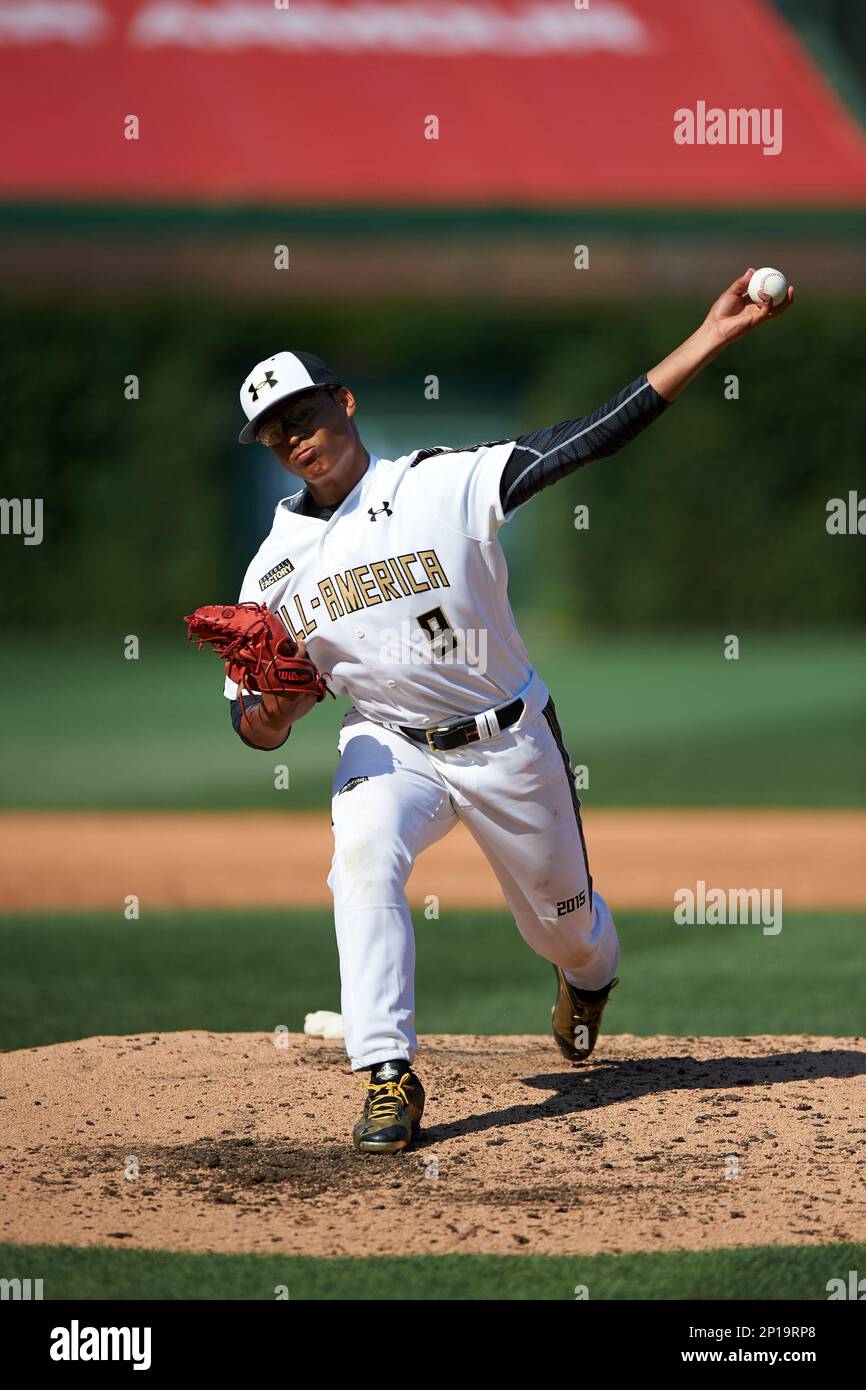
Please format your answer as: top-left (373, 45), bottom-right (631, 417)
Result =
top-left (500, 268), bottom-right (794, 514)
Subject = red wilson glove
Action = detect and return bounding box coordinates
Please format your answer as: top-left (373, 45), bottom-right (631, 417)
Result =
top-left (184, 602), bottom-right (332, 708)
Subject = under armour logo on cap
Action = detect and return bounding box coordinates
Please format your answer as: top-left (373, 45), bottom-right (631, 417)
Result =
top-left (238, 350), bottom-right (342, 444)
top-left (248, 370), bottom-right (277, 402)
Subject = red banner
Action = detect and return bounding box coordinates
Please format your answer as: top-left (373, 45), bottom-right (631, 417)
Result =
top-left (2, 0), bottom-right (865, 204)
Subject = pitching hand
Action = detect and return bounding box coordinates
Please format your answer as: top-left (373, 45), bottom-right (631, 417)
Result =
top-left (705, 268), bottom-right (795, 345)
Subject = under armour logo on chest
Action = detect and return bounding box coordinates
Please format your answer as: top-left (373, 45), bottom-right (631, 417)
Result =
top-left (368, 502), bottom-right (393, 521)
top-left (248, 370), bottom-right (277, 401)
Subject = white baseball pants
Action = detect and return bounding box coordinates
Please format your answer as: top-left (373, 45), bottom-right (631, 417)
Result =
top-left (327, 698), bottom-right (619, 1070)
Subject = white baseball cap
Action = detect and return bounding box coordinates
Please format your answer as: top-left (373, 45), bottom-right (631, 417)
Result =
top-left (238, 349), bottom-right (341, 444)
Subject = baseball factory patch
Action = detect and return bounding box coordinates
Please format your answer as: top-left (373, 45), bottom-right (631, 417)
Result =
top-left (259, 558), bottom-right (295, 590)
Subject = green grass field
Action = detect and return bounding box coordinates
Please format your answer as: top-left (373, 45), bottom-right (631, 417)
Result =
top-left (2, 1241), bottom-right (863, 1300)
top-left (1, 630), bottom-right (863, 810)
top-left (1, 908), bottom-right (863, 1051)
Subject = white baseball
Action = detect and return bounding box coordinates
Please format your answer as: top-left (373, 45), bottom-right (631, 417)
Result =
top-left (748, 267), bottom-right (788, 308)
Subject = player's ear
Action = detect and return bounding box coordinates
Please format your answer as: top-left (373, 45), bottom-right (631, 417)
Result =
top-left (334, 386), bottom-right (356, 420)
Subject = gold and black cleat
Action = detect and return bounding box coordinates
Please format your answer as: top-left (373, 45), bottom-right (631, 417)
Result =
top-left (551, 967), bottom-right (619, 1064)
top-left (352, 1067), bottom-right (425, 1154)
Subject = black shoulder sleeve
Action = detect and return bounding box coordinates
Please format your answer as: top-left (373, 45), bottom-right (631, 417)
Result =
top-left (499, 372), bottom-right (671, 513)
top-left (230, 696), bottom-right (292, 750)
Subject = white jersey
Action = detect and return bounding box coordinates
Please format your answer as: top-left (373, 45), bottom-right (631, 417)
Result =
top-left (224, 442), bottom-right (545, 727)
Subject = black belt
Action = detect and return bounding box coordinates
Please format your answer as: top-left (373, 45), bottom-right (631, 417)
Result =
top-left (400, 698), bottom-right (524, 752)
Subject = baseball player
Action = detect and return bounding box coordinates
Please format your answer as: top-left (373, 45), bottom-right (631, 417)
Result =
top-left (220, 270), bottom-right (792, 1153)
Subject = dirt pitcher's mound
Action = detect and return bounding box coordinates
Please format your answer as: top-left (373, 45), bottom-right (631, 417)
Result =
top-left (1, 1032), bottom-right (865, 1259)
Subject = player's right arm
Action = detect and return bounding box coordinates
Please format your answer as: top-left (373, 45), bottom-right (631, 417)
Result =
top-left (498, 371), bottom-right (668, 514)
top-left (647, 266), bottom-right (793, 400)
top-left (497, 268), bottom-right (794, 515)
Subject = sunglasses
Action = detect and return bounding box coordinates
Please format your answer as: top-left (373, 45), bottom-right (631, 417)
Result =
top-left (255, 386), bottom-right (339, 447)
